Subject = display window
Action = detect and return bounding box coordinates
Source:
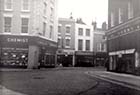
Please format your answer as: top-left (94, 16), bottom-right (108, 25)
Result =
top-left (0, 48), bottom-right (28, 67)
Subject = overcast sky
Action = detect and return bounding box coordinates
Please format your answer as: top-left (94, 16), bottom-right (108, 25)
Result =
top-left (58, 0), bottom-right (108, 27)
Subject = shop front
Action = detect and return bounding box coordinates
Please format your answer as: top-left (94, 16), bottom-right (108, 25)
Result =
top-left (75, 51), bottom-right (94, 67)
top-left (108, 49), bottom-right (135, 73)
top-left (57, 49), bottom-right (75, 67)
top-left (0, 35), bottom-right (57, 69)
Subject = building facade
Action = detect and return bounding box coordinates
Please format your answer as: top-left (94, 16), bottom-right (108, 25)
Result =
top-left (57, 18), bottom-right (75, 67)
top-left (75, 20), bottom-right (94, 66)
top-left (0, 0), bottom-right (58, 68)
top-left (93, 27), bottom-right (107, 66)
top-left (107, 0), bottom-right (140, 74)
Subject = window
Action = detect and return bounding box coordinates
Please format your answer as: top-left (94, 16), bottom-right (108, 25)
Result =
top-left (86, 29), bottom-right (90, 36)
top-left (21, 18), bottom-right (29, 33)
top-left (66, 26), bottom-right (70, 34)
top-left (43, 3), bottom-right (47, 15)
top-left (128, 2), bottom-right (133, 19)
top-left (118, 8), bottom-right (123, 24)
top-left (111, 12), bottom-right (115, 27)
top-left (97, 43), bottom-right (101, 51)
top-left (43, 22), bottom-right (46, 36)
top-left (78, 39), bottom-right (83, 50)
top-left (5, 0), bottom-right (12, 10)
top-left (58, 26), bottom-right (61, 33)
top-left (78, 28), bottom-right (83, 36)
top-left (22, 0), bottom-right (29, 11)
top-left (86, 40), bottom-right (90, 51)
top-left (49, 25), bottom-right (53, 38)
top-left (66, 39), bottom-right (70, 47)
top-left (4, 17), bottom-right (12, 33)
top-left (58, 38), bottom-right (61, 47)
top-left (50, 7), bottom-right (54, 17)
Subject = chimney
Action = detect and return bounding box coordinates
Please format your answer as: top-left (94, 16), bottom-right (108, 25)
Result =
top-left (102, 22), bottom-right (107, 31)
top-left (92, 21), bottom-right (97, 30)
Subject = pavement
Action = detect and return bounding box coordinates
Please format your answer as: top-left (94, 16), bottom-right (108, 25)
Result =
top-left (87, 70), bottom-right (140, 91)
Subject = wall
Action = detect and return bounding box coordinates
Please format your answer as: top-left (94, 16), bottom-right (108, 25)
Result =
top-left (75, 23), bottom-right (93, 51)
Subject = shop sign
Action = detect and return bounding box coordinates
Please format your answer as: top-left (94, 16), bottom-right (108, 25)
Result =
top-left (76, 51), bottom-right (93, 55)
top-left (7, 38), bottom-right (28, 43)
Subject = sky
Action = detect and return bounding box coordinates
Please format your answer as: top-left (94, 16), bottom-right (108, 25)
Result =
top-left (57, 0), bottom-right (108, 28)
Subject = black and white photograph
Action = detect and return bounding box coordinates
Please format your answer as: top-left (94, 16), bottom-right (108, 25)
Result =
top-left (0, 0), bottom-right (140, 95)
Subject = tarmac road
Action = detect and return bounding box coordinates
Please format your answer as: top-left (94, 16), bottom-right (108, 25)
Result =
top-left (0, 67), bottom-right (140, 95)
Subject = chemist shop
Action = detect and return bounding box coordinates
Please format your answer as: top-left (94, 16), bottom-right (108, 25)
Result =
top-left (0, 35), bottom-right (57, 68)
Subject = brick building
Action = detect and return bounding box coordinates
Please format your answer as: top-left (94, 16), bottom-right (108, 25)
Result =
top-left (57, 18), bottom-right (75, 67)
top-left (0, 0), bottom-right (58, 68)
top-left (107, 0), bottom-right (140, 74)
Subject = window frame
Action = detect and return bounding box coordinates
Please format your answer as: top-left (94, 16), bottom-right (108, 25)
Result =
top-left (4, 16), bottom-right (12, 33)
top-left (21, 17), bottom-right (29, 34)
top-left (86, 29), bottom-right (90, 36)
top-left (4, 0), bottom-right (13, 11)
top-left (21, 0), bottom-right (30, 12)
top-left (85, 40), bottom-right (90, 51)
top-left (78, 39), bottom-right (83, 51)
top-left (78, 28), bottom-right (83, 36)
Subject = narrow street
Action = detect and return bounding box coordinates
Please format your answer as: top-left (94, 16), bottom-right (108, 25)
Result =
top-left (0, 67), bottom-right (140, 95)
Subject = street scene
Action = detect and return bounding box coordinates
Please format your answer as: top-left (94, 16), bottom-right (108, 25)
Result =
top-left (1, 0), bottom-right (140, 95)
top-left (0, 67), bottom-right (140, 95)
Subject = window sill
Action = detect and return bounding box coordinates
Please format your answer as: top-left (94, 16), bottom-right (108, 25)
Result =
top-left (21, 10), bottom-right (30, 12)
top-left (4, 9), bottom-right (13, 11)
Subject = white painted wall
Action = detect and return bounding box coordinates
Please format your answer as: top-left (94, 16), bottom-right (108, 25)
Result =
top-left (75, 23), bottom-right (93, 51)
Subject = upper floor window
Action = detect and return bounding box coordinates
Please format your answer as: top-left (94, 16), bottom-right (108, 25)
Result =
top-left (50, 7), bottom-right (54, 17)
top-left (66, 39), bottom-right (70, 47)
top-left (5, 0), bottom-right (12, 10)
top-left (58, 26), bottom-right (61, 33)
top-left (110, 12), bottom-right (115, 27)
top-left (43, 3), bottom-right (47, 15)
top-left (22, 0), bottom-right (30, 11)
top-left (128, 2), bottom-right (133, 19)
top-left (78, 28), bottom-right (83, 36)
top-left (78, 39), bottom-right (83, 51)
top-left (118, 8), bottom-right (123, 24)
top-left (86, 40), bottom-right (90, 51)
top-left (21, 18), bottom-right (29, 33)
top-left (49, 25), bottom-right (53, 38)
top-left (86, 29), bottom-right (90, 36)
top-left (58, 38), bottom-right (61, 47)
top-left (4, 17), bottom-right (12, 33)
top-left (66, 26), bottom-right (70, 34)
top-left (43, 22), bottom-right (46, 36)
